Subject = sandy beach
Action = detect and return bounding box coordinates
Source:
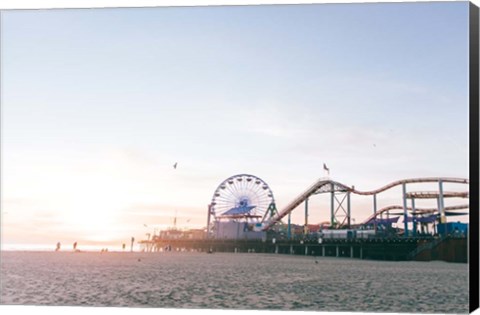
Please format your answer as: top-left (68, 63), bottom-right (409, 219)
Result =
top-left (0, 251), bottom-right (469, 313)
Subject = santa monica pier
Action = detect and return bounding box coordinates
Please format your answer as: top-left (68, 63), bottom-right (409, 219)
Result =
top-left (139, 174), bottom-right (469, 263)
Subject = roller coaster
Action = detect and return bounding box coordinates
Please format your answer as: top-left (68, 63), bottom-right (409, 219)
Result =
top-left (206, 174), bottom-right (469, 239)
top-left (260, 177), bottom-right (469, 237)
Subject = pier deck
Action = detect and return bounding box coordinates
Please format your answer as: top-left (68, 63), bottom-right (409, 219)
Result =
top-left (139, 236), bottom-right (467, 263)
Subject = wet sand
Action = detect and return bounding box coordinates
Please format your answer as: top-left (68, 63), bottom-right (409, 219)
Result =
top-left (0, 251), bottom-right (469, 313)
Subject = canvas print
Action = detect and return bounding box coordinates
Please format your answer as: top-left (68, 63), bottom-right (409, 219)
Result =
top-left (0, 1), bottom-right (476, 314)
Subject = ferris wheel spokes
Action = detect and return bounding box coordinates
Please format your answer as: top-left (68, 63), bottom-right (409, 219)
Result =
top-left (210, 174), bottom-right (275, 222)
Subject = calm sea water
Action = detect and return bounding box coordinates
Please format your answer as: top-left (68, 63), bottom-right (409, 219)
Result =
top-left (0, 251), bottom-right (469, 313)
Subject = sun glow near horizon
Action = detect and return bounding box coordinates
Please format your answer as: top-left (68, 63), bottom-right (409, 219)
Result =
top-left (2, 147), bottom-right (211, 246)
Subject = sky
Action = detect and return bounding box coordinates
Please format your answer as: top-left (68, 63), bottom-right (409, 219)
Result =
top-left (0, 1), bottom-right (471, 250)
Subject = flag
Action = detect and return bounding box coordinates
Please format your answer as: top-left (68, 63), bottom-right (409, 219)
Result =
top-left (323, 163), bottom-right (330, 176)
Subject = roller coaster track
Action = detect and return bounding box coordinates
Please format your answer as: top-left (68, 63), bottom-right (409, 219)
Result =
top-left (262, 177), bottom-right (469, 231)
top-left (405, 191), bottom-right (469, 199)
top-left (350, 177), bottom-right (468, 195)
top-left (359, 204), bottom-right (470, 225)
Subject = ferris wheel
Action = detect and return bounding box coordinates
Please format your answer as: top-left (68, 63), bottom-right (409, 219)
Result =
top-left (210, 174), bottom-right (275, 222)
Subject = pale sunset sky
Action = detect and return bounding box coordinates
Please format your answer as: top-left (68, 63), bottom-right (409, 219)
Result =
top-left (1, 1), bottom-right (470, 249)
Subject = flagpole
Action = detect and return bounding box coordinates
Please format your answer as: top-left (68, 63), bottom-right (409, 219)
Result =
top-left (323, 163), bottom-right (330, 178)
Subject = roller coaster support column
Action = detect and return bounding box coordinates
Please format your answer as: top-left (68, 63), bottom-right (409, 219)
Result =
top-left (438, 179), bottom-right (446, 226)
top-left (304, 198), bottom-right (309, 234)
top-left (373, 194), bottom-right (377, 233)
top-left (411, 198), bottom-right (417, 237)
top-left (435, 197), bottom-right (441, 235)
top-left (402, 183), bottom-right (409, 237)
top-left (287, 213), bottom-right (291, 240)
top-left (347, 192), bottom-right (351, 227)
top-left (330, 183), bottom-right (335, 227)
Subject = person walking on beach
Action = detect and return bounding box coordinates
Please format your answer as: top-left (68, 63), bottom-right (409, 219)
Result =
top-left (122, 243), bottom-right (126, 251)
top-left (130, 237), bottom-right (135, 252)
top-left (55, 242), bottom-right (61, 251)
top-left (73, 241), bottom-right (77, 251)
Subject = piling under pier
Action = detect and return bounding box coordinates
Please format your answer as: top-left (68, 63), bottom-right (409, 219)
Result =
top-left (139, 237), bottom-right (467, 263)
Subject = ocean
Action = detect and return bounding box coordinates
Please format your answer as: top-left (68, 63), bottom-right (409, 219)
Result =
top-left (0, 251), bottom-right (469, 313)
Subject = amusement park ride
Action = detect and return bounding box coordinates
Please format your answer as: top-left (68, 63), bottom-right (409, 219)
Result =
top-left (207, 174), bottom-right (277, 239)
top-left (206, 174), bottom-right (469, 239)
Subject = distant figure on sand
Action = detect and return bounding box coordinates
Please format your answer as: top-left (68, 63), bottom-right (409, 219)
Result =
top-left (130, 237), bottom-right (135, 252)
top-left (122, 243), bottom-right (126, 251)
top-left (73, 242), bottom-right (77, 251)
top-left (55, 242), bottom-right (61, 251)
